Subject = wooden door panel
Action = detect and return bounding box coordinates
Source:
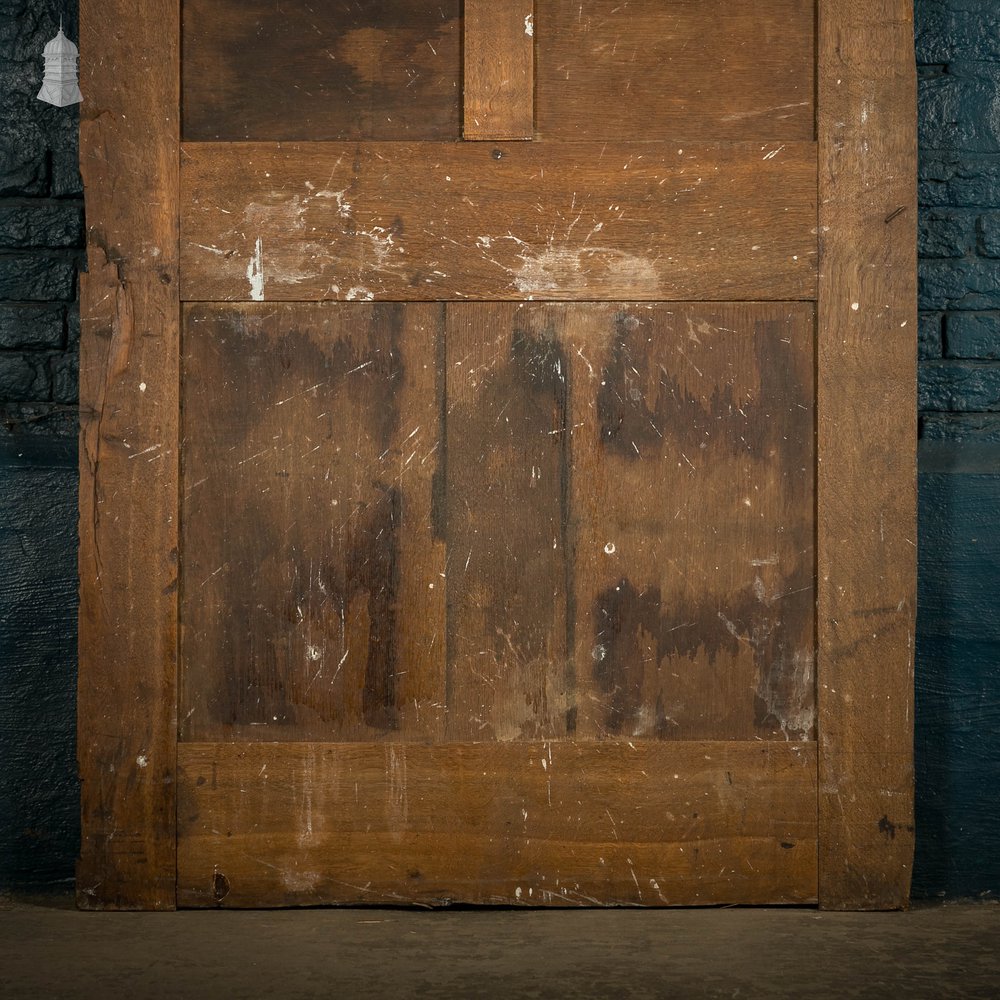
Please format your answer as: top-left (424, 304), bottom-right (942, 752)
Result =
top-left (445, 302), bottom-right (815, 743)
top-left (181, 302), bottom-right (814, 748)
top-left (182, 1), bottom-right (463, 142)
top-left (182, 1), bottom-right (815, 145)
top-left (179, 141), bottom-right (818, 303)
top-left (180, 303), bottom-right (446, 742)
top-left (536, 0), bottom-right (816, 142)
top-left (176, 741), bottom-right (818, 907)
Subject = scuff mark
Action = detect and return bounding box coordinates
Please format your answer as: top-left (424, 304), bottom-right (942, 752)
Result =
top-left (247, 237), bottom-right (264, 301)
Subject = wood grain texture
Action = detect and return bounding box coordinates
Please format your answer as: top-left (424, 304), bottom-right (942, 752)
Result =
top-left (816, 0), bottom-right (918, 910)
top-left (180, 303), bottom-right (445, 742)
top-left (179, 141), bottom-right (818, 303)
top-left (560, 303), bottom-right (816, 742)
top-left (177, 741), bottom-right (818, 907)
top-left (443, 303), bottom-right (815, 743)
top-left (444, 304), bottom-right (572, 740)
top-left (535, 0), bottom-right (815, 142)
top-left (464, 1), bottom-right (534, 140)
top-left (77, 0), bottom-right (179, 909)
top-left (182, 1), bottom-right (461, 141)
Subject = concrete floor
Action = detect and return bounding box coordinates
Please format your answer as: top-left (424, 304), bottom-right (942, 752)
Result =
top-left (1, 895), bottom-right (998, 999)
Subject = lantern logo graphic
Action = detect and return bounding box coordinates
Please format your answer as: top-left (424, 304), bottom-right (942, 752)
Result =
top-left (37, 21), bottom-right (83, 108)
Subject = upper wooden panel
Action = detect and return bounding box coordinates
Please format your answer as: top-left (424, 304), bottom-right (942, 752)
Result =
top-left (535, 0), bottom-right (816, 142)
top-left (182, 1), bottom-right (462, 141)
top-left (464, 0), bottom-right (535, 140)
top-left (180, 141), bottom-right (818, 302)
top-left (182, 1), bottom-right (814, 144)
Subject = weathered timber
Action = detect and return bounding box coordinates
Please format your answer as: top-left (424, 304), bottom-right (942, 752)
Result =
top-left (180, 303), bottom-right (446, 743)
top-left (177, 741), bottom-right (819, 908)
top-left (464, 1), bottom-right (534, 140)
top-left (182, 1), bottom-right (462, 142)
top-left (179, 141), bottom-right (818, 303)
top-left (77, 0), bottom-right (179, 909)
top-left (816, 0), bottom-right (918, 910)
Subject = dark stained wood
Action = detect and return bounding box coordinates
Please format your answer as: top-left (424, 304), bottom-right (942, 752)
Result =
top-left (464, 1), bottom-right (535, 140)
top-left (77, 0), bottom-right (179, 909)
top-left (559, 303), bottom-right (816, 742)
top-left (180, 303), bottom-right (446, 742)
top-left (180, 141), bottom-right (818, 303)
top-left (176, 741), bottom-right (819, 907)
top-left (444, 305), bottom-right (571, 740)
top-left (443, 302), bottom-right (815, 744)
top-left (535, 0), bottom-right (815, 142)
top-left (182, 1), bottom-right (462, 142)
top-left (816, 0), bottom-right (918, 910)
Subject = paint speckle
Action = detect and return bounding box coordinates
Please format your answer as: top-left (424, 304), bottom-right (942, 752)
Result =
top-left (524, 13), bottom-right (534, 36)
top-left (604, 542), bottom-right (617, 555)
top-left (136, 754), bottom-right (148, 769)
top-left (247, 237), bottom-right (264, 301)
top-left (592, 644), bottom-right (607, 662)
top-left (139, 382), bottom-right (147, 393)
top-left (851, 302), bottom-right (860, 311)
top-left (306, 645), bottom-right (322, 661)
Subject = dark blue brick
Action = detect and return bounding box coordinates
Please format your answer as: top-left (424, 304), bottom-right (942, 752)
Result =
top-left (920, 63), bottom-right (1000, 155)
top-left (0, 303), bottom-right (64, 349)
top-left (49, 352), bottom-right (77, 405)
top-left (978, 211), bottom-right (1000, 257)
top-left (0, 255), bottom-right (76, 301)
top-left (920, 152), bottom-right (1000, 207)
top-left (916, 0), bottom-right (1000, 63)
top-left (920, 258), bottom-right (1000, 311)
top-left (920, 313), bottom-right (944, 360)
top-left (922, 412), bottom-right (1000, 442)
top-left (919, 360), bottom-right (1000, 410)
top-left (945, 311), bottom-right (1000, 359)
top-left (0, 353), bottom-right (49, 402)
top-left (919, 209), bottom-right (978, 257)
top-left (0, 201), bottom-right (84, 249)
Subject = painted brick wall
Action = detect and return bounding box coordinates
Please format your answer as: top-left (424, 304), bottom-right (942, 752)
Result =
top-left (0, 1), bottom-right (998, 897)
top-left (913, 0), bottom-right (1000, 900)
top-left (917, 0), bottom-right (1000, 438)
top-left (0, 1), bottom-right (80, 893)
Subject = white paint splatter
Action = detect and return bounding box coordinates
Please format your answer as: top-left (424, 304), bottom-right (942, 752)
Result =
top-left (136, 754), bottom-right (148, 769)
top-left (247, 237), bottom-right (264, 301)
top-left (524, 13), bottom-right (534, 36)
top-left (346, 286), bottom-right (374, 301)
top-left (604, 542), bottom-right (616, 555)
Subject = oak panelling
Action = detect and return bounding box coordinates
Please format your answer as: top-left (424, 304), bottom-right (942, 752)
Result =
top-left (561, 303), bottom-right (816, 742)
top-left (446, 304), bottom-right (815, 743)
top-left (180, 303), bottom-right (446, 742)
top-left (464, 1), bottom-right (535, 141)
top-left (77, 0), bottom-right (179, 910)
top-left (177, 741), bottom-right (819, 907)
top-left (535, 0), bottom-right (815, 142)
top-left (179, 141), bottom-right (818, 303)
top-left (445, 305), bottom-right (572, 740)
top-left (816, 0), bottom-right (918, 910)
top-left (182, 1), bottom-right (462, 142)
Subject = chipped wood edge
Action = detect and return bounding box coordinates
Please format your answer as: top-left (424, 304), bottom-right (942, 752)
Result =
top-left (77, 0), bottom-right (180, 909)
top-left (816, 0), bottom-right (918, 909)
top-left (463, 1), bottom-right (535, 140)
